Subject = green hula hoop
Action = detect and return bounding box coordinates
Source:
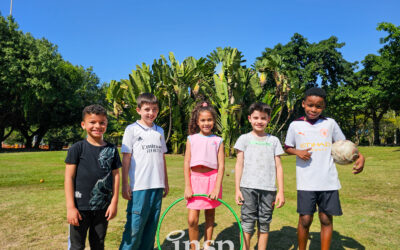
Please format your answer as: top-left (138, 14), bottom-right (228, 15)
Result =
top-left (156, 194), bottom-right (244, 250)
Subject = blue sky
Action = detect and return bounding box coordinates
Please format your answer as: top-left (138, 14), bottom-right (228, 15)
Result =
top-left (1, 0), bottom-right (399, 83)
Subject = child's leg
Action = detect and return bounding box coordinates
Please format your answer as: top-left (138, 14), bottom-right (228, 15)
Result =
top-left (258, 190), bottom-right (275, 249)
top-left (88, 209), bottom-right (108, 250)
top-left (257, 232), bottom-right (269, 250)
top-left (240, 188), bottom-right (258, 250)
top-left (119, 190), bottom-right (152, 250)
top-left (243, 231), bottom-right (252, 250)
top-left (296, 191), bottom-right (317, 250)
top-left (68, 210), bottom-right (90, 250)
top-left (204, 208), bottom-right (215, 248)
top-left (138, 188), bottom-right (163, 250)
top-left (319, 212), bottom-right (333, 250)
top-left (297, 214), bottom-right (313, 250)
top-left (188, 208), bottom-right (200, 250)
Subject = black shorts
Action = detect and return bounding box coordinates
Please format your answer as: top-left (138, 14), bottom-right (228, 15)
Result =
top-left (68, 210), bottom-right (108, 250)
top-left (297, 190), bottom-right (342, 216)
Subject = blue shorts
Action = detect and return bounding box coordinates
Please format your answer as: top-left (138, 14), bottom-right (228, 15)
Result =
top-left (297, 190), bottom-right (342, 216)
top-left (119, 188), bottom-right (163, 250)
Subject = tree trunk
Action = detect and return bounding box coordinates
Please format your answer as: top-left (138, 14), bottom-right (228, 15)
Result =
top-left (33, 128), bottom-right (48, 149)
top-left (372, 113), bottom-right (382, 146)
top-left (0, 127), bottom-right (14, 144)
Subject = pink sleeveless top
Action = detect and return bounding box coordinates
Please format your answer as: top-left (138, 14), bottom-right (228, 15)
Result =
top-left (189, 133), bottom-right (223, 169)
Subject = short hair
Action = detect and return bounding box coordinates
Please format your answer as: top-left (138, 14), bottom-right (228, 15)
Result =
top-left (305, 87), bottom-right (326, 100)
top-left (82, 104), bottom-right (107, 120)
top-left (248, 102), bottom-right (272, 116)
top-left (136, 93), bottom-right (158, 108)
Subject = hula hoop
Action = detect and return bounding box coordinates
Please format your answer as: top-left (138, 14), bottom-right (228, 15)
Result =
top-left (156, 194), bottom-right (244, 250)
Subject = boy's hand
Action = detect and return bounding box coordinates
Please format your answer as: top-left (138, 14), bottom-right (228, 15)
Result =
top-left (184, 187), bottom-right (193, 200)
top-left (105, 203), bottom-right (117, 221)
top-left (235, 191), bottom-right (245, 205)
top-left (163, 183), bottom-right (169, 198)
top-left (297, 147), bottom-right (312, 161)
top-left (122, 183), bottom-right (132, 200)
top-left (67, 207), bottom-right (82, 226)
top-left (209, 187), bottom-right (220, 200)
top-left (274, 192), bottom-right (285, 208)
top-left (353, 153), bottom-right (365, 174)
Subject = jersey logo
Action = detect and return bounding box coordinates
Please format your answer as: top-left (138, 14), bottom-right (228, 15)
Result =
top-left (320, 128), bottom-right (328, 138)
top-left (298, 132), bottom-right (305, 136)
top-left (75, 191), bottom-right (82, 198)
top-left (137, 136), bottom-right (143, 141)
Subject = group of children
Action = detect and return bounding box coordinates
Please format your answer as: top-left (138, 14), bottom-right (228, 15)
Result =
top-left (65, 87), bottom-right (365, 250)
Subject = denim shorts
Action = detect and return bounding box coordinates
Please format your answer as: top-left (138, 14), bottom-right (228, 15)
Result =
top-left (240, 187), bottom-right (276, 234)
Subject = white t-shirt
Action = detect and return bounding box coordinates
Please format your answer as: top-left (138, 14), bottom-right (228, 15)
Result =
top-left (234, 133), bottom-right (284, 191)
top-left (121, 121), bottom-right (168, 191)
top-left (285, 117), bottom-right (345, 191)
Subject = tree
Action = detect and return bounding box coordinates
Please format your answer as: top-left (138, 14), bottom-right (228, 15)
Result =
top-left (0, 14), bottom-right (103, 148)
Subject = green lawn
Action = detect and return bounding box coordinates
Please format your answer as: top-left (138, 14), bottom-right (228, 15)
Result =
top-left (0, 147), bottom-right (399, 249)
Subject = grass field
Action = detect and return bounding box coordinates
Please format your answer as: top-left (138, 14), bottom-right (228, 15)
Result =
top-left (0, 147), bottom-right (399, 249)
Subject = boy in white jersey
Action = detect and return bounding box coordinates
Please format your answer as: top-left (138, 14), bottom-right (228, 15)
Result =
top-left (119, 93), bottom-right (169, 250)
top-left (284, 87), bottom-right (365, 250)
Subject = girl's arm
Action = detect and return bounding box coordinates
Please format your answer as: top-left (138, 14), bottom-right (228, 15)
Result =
top-left (106, 168), bottom-right (120, 220)
top-left (184, 139), bottom-right (193, 200)
top-left (163, 154), bottom-right (169, 197)
top-left (209, 142), bottom-right (225, 200)
top-left (234, 150), bottom-right (244, 205)
top-left (65, 164), bottom-right (82, 226)
top-left (274, 156), bottom-right (285, 208)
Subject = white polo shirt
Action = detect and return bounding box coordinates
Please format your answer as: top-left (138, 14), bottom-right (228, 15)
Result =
top-left (285, 117), bottom-right (345, 191)
top-left (121, 121), bottom-right (168, 191)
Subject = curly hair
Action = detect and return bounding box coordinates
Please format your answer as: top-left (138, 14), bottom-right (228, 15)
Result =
top-left (188, 100), bottom-right (218, 135)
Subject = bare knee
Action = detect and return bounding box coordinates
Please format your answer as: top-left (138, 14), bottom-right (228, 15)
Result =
top-left (299, 214), bottom-right (313, 229)
top-left (188, 215), bottom-right (199, 228)
top-left (319, 212), bottom-right (332, 227)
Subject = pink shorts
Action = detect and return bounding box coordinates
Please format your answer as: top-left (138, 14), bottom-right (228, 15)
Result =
top-left (187, 169), bottom-right (222, 210)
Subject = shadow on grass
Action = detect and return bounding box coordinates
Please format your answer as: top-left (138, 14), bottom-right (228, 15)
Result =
top-left (267, 226), bottom-right (364, 250)
top-left (158, 222), bottom-right (243, 249)
top-left (158, 225), bottom-right (364, 249)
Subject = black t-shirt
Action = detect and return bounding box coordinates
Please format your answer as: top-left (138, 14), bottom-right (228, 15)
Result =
top-left (65, 139), bottom-right (121, 210)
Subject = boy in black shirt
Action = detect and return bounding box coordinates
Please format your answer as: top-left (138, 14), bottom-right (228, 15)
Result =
top-left (65, 104), bottom-right (121, 250)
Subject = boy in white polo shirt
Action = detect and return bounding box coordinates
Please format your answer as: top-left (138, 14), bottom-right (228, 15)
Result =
top-left (119, 93), bottom-right (169, 250)
top-left (284, 87), bottom-right (365, 250)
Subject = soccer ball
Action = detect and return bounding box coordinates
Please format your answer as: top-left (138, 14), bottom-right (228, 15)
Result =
top-left (331, 140), bottom-right (359, 165)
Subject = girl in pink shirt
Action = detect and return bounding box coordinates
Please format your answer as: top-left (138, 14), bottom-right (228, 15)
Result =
top-left (184, 101), bottom-right (225, 250)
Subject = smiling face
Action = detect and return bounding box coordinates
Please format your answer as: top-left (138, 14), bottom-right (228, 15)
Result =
top-left (136, 103), bottom-right (159, 127)
top-left (248, 110), bottom-right (270, 134)
top-left (302, 95), bottom-right (326, 120)
top-left (197, 110), bottom-right (215, 135)
top-left (81, 113), bottom-right (108, 141)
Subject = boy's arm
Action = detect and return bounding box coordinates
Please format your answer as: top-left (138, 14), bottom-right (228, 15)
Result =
top-left (353, 152), bottom-right (365, 174)
top-left (64, 164), bottom-right (82, 226)
top-left (105, 168), bottom-right (120, 221)
top-left (163, 154), bottom-right (169, 197)
top-left (209, 142), bottom-right (225, 200)
top-left (285, 146), bottom-right (312, 161)
top-left (234, 150), bottom-right (245, 205)
top-left (183, 139), bottom-right (193, 200)
top-left (274, 156), bottom-right (285, 208)
top-left (121, 153), bottom-right (132, 200)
